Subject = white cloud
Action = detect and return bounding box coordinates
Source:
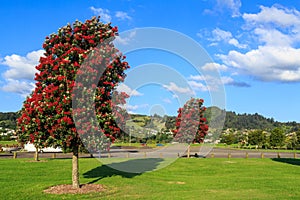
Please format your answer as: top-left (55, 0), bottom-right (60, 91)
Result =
top-left (228, 38), bottom-right (247, 49)
top-left (211, 28), bottom-right (233, 41)
top-left (1, 50), bottom-right (44, 80)
top-left (114, 30), bottom-right (136, 45)
top-left (253, 28), bottom-right (292, 47)
top-left (242, 5), bottom-right (300, 47)
top-left (201, 62), bottom-right (228, 71)
top-left (254, 28), bottom-right (293, 46)
top-left (189, 75), bottom-right (205, 82)
top-left (219, 0), bottom-right (241, 17)
top-left (126, 104), bottom-right (149, 112)
top-left (0, 50), bottom-right (44, 97)
top-left (187, 80), bottom-right (208, 91)
top-left (209, 28), bottom-right (247, 49)
top-left (220, 76), bottom-right (250, 87)
top-left (220, 46), bottom-right (300, 82)
top-left (90, 6), bottom-right (111, 23)
top-left (115, 11), bottom-right (132, 21)
top-left (1, 79), bottom-right (35, 97)
top-left (162, 82), bottom-right (194, 95)
top-left (204, 0), bottom-right (241, 18)
top-left (189, 74), bottom-right (250, 89)
top-left (90, 7), bottom-right (132, 23)
top-left (189, 75), bottom-right (222, 91)
top-left (219, 5), bottom-right (300, 82)
top-left (243, 5), bottom-right (300, 28)
top-left (116, 83), bottom-right (143, 96)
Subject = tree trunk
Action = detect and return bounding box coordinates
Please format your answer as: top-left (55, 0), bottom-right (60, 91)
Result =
top-left (72, 150), bottom-right (80, 188)
top-left (34, 147), bottom-right (39, 161)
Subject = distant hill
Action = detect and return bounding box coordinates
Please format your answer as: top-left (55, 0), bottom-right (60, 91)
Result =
top-left (205, 107), bottom-right (300, 132)
top-left (1, 108), bottom-right (299, 132)
top-left (0, 112), bottom-right (19, 130)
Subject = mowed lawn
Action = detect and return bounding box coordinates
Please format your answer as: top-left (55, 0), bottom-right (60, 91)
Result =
top-left (0, 157), bottom-right (299, 199)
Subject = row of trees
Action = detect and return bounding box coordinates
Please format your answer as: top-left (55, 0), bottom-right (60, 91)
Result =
top-left (221, 128), bottom-right (300, 149)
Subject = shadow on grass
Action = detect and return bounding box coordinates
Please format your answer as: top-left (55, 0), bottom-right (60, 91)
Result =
top-left (271, 158), bottom-right (300, 166)
top-left (83, 158), bottom-right (164, 184)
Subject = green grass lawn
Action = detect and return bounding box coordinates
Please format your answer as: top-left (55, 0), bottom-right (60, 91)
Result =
top-left (0, 140), bottom-right (18, 146)
top-left (112, 142), bottom-right (163, 148)
top-left (0, 157), bottom-right (299, 199)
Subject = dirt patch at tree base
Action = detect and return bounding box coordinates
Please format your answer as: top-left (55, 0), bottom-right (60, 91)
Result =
top-left (44, 184), bottom-right (106, 194)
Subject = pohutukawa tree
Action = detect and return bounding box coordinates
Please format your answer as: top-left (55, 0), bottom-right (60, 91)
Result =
top-left (16, 16), bottom-right (130, 188)
top-left (172, 98), bottom-right (209, 157)
top-left (17, 92), bottom-right (50, 161)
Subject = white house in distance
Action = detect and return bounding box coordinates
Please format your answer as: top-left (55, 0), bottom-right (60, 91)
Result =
top-left (24, 142), bottom-right (62, 153)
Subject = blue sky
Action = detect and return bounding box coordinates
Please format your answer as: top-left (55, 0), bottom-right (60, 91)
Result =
top-left (1, 0), bottom-right (300, 122)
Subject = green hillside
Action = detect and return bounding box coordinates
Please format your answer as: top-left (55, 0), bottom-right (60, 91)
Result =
top-left (1, 108), bottom-right (299, 132)
top-left (0, 112), bottom-right (19, 130)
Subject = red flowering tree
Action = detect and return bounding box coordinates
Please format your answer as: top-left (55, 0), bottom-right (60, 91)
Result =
top-left (172, 98), bottom-right (209, 157)
top-left (16, 16), bottom-right (129, 188)
top-left (17, 92), bottom-right (50, 161)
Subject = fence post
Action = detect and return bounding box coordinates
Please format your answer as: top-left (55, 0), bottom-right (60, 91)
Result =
top-left (261, 152), bottom-right (264, 159)
top-left (160, 153), bottom-right (163, 158)
top-left (13, 152), bottom-right (17, 159)
top-left (144, 152), bottom-right (147, 158)
top-left (211, 153), bottom-right (214, 158)
top-left (187, 145), bottom-right (190, 158)
top-left (245, 152), bottom-right (248, 159)
top-left (52, 153), bottom-right (56, 159)
top-left (277, 152), bottom-right (280, 158)
top-left (228, 153), bottom-right (231, 159)
top-left (294, 152), bottom-right (297, 159)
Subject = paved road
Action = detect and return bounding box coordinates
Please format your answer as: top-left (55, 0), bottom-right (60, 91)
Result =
top-left (1, 146), bottom-right (299, 159)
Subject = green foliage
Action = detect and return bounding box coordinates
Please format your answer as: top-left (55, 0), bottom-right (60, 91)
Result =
top-left (0, 112), bottom-right (19, 129)
top-left (248, 130), bottom-right (267, 147)
top-left (285, 132), bottom-right (298, 149)
top-left (269, 128), bottom-right (286, 148)
top-left (203, 107), bottom-right (300, 131)
top-left (165, 116), bottom-right (176, 130)
top-left (221, 132), bottom-right (238, 145)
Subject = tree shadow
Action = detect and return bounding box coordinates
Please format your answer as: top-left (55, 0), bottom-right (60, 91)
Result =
top-left (271, 158), bottom-right (300, 166)
top-left (83, 158), bottom-right (164, 184)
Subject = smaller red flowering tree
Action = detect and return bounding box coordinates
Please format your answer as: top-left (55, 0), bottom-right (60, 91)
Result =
top-left (172, 98), bottom-right (208, 157)
top-left (17, 92), bottom-right (50, 161)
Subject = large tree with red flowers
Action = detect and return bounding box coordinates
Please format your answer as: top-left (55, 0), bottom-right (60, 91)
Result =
top-left (172, 98), bottom-right (208, 157)
top-left (16, 16), bottom-right (129, 188)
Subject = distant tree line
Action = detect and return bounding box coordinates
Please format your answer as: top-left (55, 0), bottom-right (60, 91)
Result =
top-left (223, 111), bottom-right (300, 131)
top-left (202, 107), bottom-right (300, 131)
top-left (1, 107), bottom-right (299, 138)
top-left (220, 128), bottom-right (300, 150)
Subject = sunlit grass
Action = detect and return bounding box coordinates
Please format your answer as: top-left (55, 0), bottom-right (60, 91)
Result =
top-left (0, 157), bottom-right (299, 199)
top-left (0, 140), bottom-right (18, 146)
